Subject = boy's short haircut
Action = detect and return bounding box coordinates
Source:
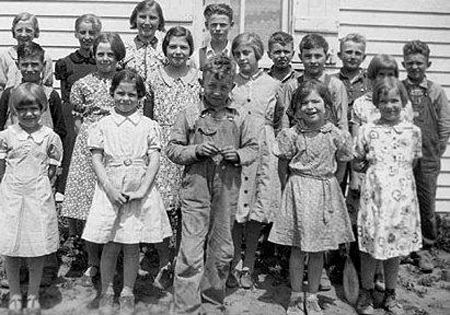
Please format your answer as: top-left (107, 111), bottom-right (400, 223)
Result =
top-left (93, 32), bottom-right (126, 62)
top-left (268, 31), bottom-right (294, 51)
top-left (162, 26), bottom-right (194, 57)
top-left (17, 42), bottom-right (45, 63)
top-left (10, 82), bottom-right (48, 111)
top-left (203, 55), bottom-right (235, 82)
top-left (372, 77), bottom-right (409, 107)
top-left (299, 33), bottom-right (329, 54)
top-left (204, 3), bottom-right (233, 23)
top-left (367, 54), bottom-right (399, 81)
top-left (110, 69), bottom-right (146, 99)
top-left (339, 33), bottom-right (366, 52)
top-left (75, 13), bottom-right (102, 34)
top-left (11, 12), bottom-right (39, 38)
top-left (403, 40), bottom-right (430, 60)
top-left (129, 0), bottom-right (165, 32)
top-left (232, 32), bottom-right (264, 60)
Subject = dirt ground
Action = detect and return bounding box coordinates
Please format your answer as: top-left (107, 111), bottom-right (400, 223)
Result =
top-left (0, 214), bottom-right (449, 315)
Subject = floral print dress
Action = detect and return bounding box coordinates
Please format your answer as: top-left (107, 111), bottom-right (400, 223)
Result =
top-left (61, 73), bottom-right (115, 220)
top-left (355, 120), bottom-right (422, 259)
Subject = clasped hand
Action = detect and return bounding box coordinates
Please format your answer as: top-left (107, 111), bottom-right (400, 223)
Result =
top-left (195, 143), bottom-right (239, 163)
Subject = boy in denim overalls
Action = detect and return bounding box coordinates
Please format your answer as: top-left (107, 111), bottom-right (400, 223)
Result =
top-left (402, 40), bottom-right (450, 273)
top-left (167, 55), bottom-right (258, 315)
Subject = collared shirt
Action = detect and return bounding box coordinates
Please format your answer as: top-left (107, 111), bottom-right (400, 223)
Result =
top-left (190, 40), bottom-right (232, 70)
top-left (403, 76), bottom-right (450, 150)
top-left (267, 66), bottom-right (301, 84)
top-left (333, 68), bottom-right (370, 106)
top-left (110, 109), bottom-right (142, 127)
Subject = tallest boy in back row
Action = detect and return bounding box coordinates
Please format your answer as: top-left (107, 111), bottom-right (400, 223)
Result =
top-left (402, 40), bottom-right (450, 273)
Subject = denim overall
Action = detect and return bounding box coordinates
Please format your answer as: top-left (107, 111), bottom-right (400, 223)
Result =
top-left (404, 80), bottom-right (439, 246)
top-left (173, 110), bottom-right (242, 315)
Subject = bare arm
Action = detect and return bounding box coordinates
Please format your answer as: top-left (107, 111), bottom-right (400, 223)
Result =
top-left (91, 149), bottom-right (128, 207)
top-left (128, 150), bottom-right (161, 201)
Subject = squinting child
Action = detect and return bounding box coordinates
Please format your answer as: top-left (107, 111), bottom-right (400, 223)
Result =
top-left (229, 32), bottom-right (281, 289)
top-left (354, 77), bottom-right (422, 315)
top-left (0, 83), bottom-right (63, 315)
top-left (269, 80), bottom-right (354, 315)
top-left (167, 55), bottom-right (258, 315)
top-left (402, 40), bottom-right (450, 273)
top-left (0, 12), bottom-right (53, 91)
top-left (192, 3), bottom-right (234, 70)
top-left (267, 31), bottom-right (299, 84)
top-left (82, 70), bottom-right (172, 315)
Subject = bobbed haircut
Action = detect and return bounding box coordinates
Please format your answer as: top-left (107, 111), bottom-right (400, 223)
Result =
top-left (75, 13), bottom-right (102, 34)
top-left (203, 3), bottom-right (233, 23)
top-left (268, 31), bottom-right (294, 51)
top-left (372, 77), bottom-right (409, 108)
top-left (202, 55), bottom-right (235, 83)
top-left (339, 33), bottom-right (366, 52)
top-left (367, 54), bottom-right (399, 81)
top-left (17, 42), bottom-right (45, 62)
top-left (232, 32), bottom-right (264, 61)
top-left (129, 0), bottom-right (165, 32)
top-left (11, 12), bottom-right (39, 38)
top-left (287, 79), bottom-right (333, 123)
top-left (162, 26), bottom-right (194, 57)
top-left (93, 32), bottom-right (126, 62)
top-left (110, 69), bottom-right (146, 99)
top-left (403, 40), bottom-right (430, 60)
top-left (299, 33), bottom-right (329, 54)
top-left (10, 82), bottom-right (48, 112)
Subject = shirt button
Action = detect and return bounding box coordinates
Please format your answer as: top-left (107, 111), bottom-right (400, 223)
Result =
top-left (244, 190), bottom-right (248, 194)
top-left (244, 176), bottom-right (249, 180)
top-left (244, 203), bottom-right (249, 207)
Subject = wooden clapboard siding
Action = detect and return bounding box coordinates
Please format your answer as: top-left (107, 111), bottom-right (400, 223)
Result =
top-left (0, 0), bottom-right (204, 90)
top-left (338, 0), bottom-right (450, 213)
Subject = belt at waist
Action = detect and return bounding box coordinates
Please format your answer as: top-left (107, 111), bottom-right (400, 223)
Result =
top-left (105, 158), bottom-right (148, 167)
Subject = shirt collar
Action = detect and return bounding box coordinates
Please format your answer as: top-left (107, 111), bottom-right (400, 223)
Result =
top-left (12, 124), bottom-right (46, 143)
top-left (404, 76), bottom-right (428, 89)
top-left (238, 68), bottom-right (264, 81)
top-left (338, 68), bottom-right (367, 82)
top-left (204, 40), bottom-right (231, 58)
top-left (111, 109), bottom-right (141, 126)
top-left (267, 66), bottom-right (298, 83)
top-left (200, 97), bottom-right (238, 115)
top-left (159, 65), bottom-right (199, 87)
top-left (296, 121), bottom-right (333, 133)
top-left (374, 120), bottom-right (411, 134)
top-left (134, 35), bottom-right (159, 50)
top-left (69, 50), bottom-right (96, 65)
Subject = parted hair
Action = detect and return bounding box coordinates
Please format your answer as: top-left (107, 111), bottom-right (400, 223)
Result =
top-left (10, 82), bottom-right (48, 112)
top-left (203, 3), bottom-right (233, 23)
top-left (339, 33), bottom-right (366, 52)
top-left (162, 26), bottom-right (194, 57)
top-left (110, 69), bottom-right (146, 99)
top-left (232, 32), bottom-right (264, 61)
top-left (372, 77), bottom-right (409, 108)
top-left (11, 12), bottom-right (39, 38)
top-left (129, 0), bottom-right (165, 32)
top-left (93, 32), bottom-right (126, 62)
top-left (299, 33), bottom-right (329, 54)
top-left (75, 13), bottom-right (102, 34)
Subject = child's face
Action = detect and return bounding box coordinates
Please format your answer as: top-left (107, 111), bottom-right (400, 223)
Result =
top-left (300, 47), bottom-right (327, 77)
top-left (15, 101), bottom-right (43, 131)
top-left (19, 56), bottom-right (45, 84)
top-left (338, 41), bottom-right (366, 71)
top-left (166, 36), bottom-right (190, 68)
top-left (113, 81), bottom-right (139, 115)
top-left (296, 90), bottom-right (325, 127)
top-left (402, 53), bottom-right (430, 83)
top-left (136, 6), bottom-right (160, 40)
top-left (206, 14), bottom-right (233, 43)
top-left (375, 68), bottom-right (396, 81)
top-left (75, 21), bottom-right (96, 51)
top-left (95, 42), bottom-right (118, 75)
top-left (268, 43), bottom-right (294, 70)
top-left (378, 89), bottom-right (402, 124)
top-left (233, 45), bottom-right (258, 76)
top-left (203, 74), bottom-right (233, 108)
top-left (13, 20), bottom-right (36, 46)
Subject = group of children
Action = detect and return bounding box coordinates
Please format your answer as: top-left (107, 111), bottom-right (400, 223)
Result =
top-left (0, 1), bottom-right (449, 315)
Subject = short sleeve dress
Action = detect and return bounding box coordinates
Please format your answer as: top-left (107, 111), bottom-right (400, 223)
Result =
top-left (268, 122), bottom-right (355, 252)
top-left (355, 121), bottom-right (422, 259)
top-left (81, 110), bottom-right (172, 244)
top-left (147, 65), bottom-right (201, 211)
top-left (232, 70), bottom-right (281, 223)
top-left (0, 124), bottom-right (62, 257)
top-left (60, 73), bottom-right (115, 220)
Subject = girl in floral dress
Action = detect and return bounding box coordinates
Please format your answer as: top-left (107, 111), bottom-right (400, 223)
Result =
top-left (354, 77), bottom-right (422, 315)
top-left (146, 26), bottom-right (201, 289)
top-left (61, 32), bottom-right (126, 286)
top-left (269, 80), bottom-right (354, 315)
